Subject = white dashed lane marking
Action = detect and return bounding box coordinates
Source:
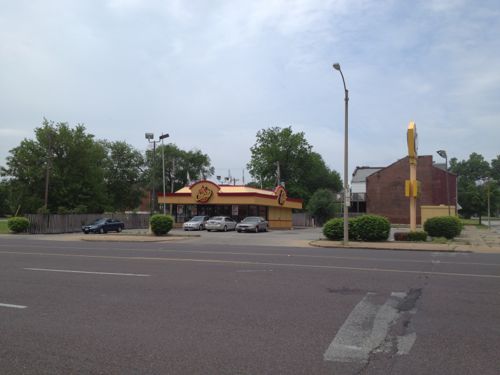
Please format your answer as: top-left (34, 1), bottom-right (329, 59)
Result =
top-left (23, 268), bottom-right (150, 277)
top-left (0, 303), bottom-right (27, 309)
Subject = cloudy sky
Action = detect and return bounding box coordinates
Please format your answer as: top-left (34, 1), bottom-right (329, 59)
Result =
top-left (1, 0), bottom-right (499, 182)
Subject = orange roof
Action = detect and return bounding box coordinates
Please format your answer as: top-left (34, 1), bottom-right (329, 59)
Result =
top-left (174, 184), bottom-right (276, 197)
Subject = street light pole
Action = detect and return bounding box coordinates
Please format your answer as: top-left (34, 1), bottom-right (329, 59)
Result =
top-left (437, 150), bottom-right (451, 216)
top-left (145, 133), bottom-right (157, 214)
top-left (159, 133), bottom-right (170, 214)
top-left (487, 180), bottom-right (491, 230)
top-left (146, 133), bottom-right (169, 215)
top-left (333, 63), bottom-right (349, 245)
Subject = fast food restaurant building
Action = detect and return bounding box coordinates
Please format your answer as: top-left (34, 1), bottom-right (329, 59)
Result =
top-left (157, 180), bottom-right (303, 229)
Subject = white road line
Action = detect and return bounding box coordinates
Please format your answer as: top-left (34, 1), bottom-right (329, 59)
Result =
top-left (1, 244), bottom-right (499, 268)
top-left (236, 269), bottom-right (273, 273)
top-left (0, 303), bottom-right (27, 309)
top-left (0, 251), bottom-right (498, 279)
top-left (324, 292), bottom-right (407, 363)
top-left (23, 268), bottom-right (150, 277)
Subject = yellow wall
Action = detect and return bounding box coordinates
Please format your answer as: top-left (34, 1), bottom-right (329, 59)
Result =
top-left (268, 206), bottom-right (293, 229)
top-left (421, 205), bottom-right (456, 225)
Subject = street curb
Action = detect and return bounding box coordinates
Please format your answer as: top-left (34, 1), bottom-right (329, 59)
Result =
top-left (80, 234), bottom-right (195, 242)
top-left (308, 240), bottom-right (472, 253)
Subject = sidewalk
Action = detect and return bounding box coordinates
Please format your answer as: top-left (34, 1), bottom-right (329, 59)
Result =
top-left (310, 225), bottom-right (500, 254)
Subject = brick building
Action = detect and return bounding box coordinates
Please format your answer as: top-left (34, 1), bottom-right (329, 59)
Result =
top-left (366, 155), bottom-right (457, 224)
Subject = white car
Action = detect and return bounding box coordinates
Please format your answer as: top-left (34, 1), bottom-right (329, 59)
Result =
top-left (183, 216), bottom-right (210, 231)
top-left (205, 216), bottom-right (237, 232)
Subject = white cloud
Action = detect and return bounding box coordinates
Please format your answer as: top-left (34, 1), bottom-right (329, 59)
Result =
top-left (1, 0), bottom-right (500, 178)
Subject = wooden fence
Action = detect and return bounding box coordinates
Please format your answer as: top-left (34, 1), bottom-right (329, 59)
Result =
top-left (25, 213), bottom-right (151, 234)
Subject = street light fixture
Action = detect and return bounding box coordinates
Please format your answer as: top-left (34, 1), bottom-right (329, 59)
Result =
top-left (437, 149), bottom-right (451, 216)
top-left (333, 62), bottom-right (350, 245)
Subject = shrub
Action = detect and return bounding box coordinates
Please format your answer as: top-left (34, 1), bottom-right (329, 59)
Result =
top-left (394, 232), bottom-right (409, 241)
top-left (57, 206), bottom-right (70, 214)
top-left (150, 214), bottom-right (174, 236)
top-left (37, 207), bottom-right (50, 214)
top-left (323, 218), bottom-right (345, 240)
top-left (73, 205), bottom-right (88, 214)
top-left (307, 189), bottom-right (339, 226)
top-left (350, 215), bottom-right (390, 242)
top-left (408, 231), bottom-right (428, 242)
top-left (423, 216), bottom-right (462, 239)
top-left (7, 216), bottom-right (30, 233)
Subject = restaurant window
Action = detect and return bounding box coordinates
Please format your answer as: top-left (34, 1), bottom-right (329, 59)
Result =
top-left (258, 206), bottom-right (267, 219)
top-left (248, 205), bottom-right (258, 216)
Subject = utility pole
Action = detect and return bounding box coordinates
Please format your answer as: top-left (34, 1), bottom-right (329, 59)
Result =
top-left (276, 161), bottom-right (281, 187)
top-left (170, 159), bottom-right (175, 215)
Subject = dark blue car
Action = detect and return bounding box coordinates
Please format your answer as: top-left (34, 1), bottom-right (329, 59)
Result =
top-left (82, 218), bottom-right (124, 234)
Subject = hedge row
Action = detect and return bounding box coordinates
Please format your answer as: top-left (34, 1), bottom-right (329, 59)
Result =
top-left (394, 231), bottom-right (428, 242)
top-left (324, 215), bottom-right (462, 242)
top-left (423, 216), bottom-right (462, 239)
top-left (323, 215), bottom-right (390, 242)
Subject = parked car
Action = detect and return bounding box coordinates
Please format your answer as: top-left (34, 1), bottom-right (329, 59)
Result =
top-left (205, 216), bottom-right (237, 232)
top-left (82, 218), bottom-right (125, 234)
top-left (236, 216), bottom-right (268, 233)
top-left (183, 215), bottom-right (210, 231)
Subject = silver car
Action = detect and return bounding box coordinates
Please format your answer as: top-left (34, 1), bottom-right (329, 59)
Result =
top-left (205, 216), bottom-right (237, 232)
top-left (183, 216), bottom-right (210, 231)
top-left (236, 216), bottom-right (268, 233)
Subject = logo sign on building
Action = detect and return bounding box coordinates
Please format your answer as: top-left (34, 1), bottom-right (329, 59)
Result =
top-left (275, 185), bottom-right (287, 205)
top-left (194, 185), bottom-right (213, 203)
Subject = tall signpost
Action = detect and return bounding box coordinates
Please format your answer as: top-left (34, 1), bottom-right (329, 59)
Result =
top-left (406, 122), bottom-right (419, 231)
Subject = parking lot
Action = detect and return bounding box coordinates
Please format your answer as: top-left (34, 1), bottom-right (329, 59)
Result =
top-left (174, 227), bottom-right (324, 246)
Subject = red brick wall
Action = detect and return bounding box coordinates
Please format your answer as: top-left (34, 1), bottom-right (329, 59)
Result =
top-left (366, 156), bottom-right (457, 224)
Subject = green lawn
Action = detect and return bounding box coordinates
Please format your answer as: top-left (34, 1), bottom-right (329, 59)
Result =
top-left (461, 218), bottom-right (480, 225)
top-left (461, 218), bottom-right (492, 228)
top-left (0, 219), bottom-right (9, 234)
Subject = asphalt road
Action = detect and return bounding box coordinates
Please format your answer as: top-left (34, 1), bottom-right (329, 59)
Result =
top-left (1, 236), bottom-right (499, 374)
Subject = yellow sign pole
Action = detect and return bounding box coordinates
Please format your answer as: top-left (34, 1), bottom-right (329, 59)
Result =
top-left (407, 122), bottom-right (418, 231)
top-left (409, 162), bottom-right (417, 231)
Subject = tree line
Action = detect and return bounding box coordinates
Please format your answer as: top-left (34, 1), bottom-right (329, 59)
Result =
top-left (0, 119), bottom-right (214, 215)
top-left (0, 121), bottom-right (342, 216)
top-left (3, 119), bottom-right (496, 222)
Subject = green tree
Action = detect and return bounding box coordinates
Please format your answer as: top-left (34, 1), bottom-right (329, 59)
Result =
top-left (2, 119), bottom-right (108, 213)
top-left (247, 126), bottom-right (342, 203)
top-left (145, 144), bottom-right (214, 196)
top-left (306, 189), bottom-right (339, 225)
top-left (491, 155), bottom-right (500, 182)
top-left (103, 141), bottom-right (145, 211)
top-left (0, 180), bottom-right (10, 216)
top-left (450, 152), bottom-right (499, 221)
top-left (491, 155), bottom-right (500, 216)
